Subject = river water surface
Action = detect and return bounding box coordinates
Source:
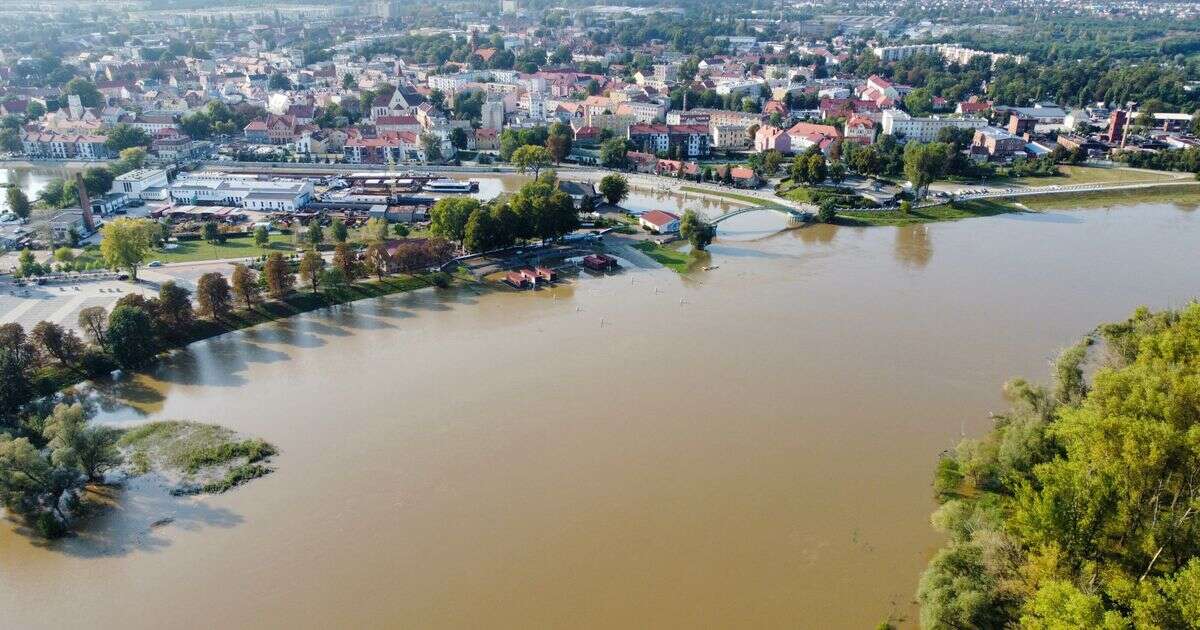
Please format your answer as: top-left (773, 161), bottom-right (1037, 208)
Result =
top-left (1, 197), bottom-right (1198, 628)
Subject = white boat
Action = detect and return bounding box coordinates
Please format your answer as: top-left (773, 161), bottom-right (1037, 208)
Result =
top-left (424, 179), bottom-right (477, 193)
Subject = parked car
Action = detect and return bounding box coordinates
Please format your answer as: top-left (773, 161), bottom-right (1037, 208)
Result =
top-left (148, 260), bottom-right (163, 268)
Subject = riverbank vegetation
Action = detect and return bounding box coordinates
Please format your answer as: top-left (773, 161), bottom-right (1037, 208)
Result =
top-left (836, 199), bottom-right (1021, 227)
top-left (918, 304), bottom-right (1200, 627)
top-left (430, 172), bottom-right (579, 253)
top-left (119, 421), bottom-right (277, 495)
top-left (1, 237), bottom-right (452, 437)
top-left (632, 241), bottom-right (693, 273)
top-left (1017, 183), bottom-right (1200, 211)
top-left (0, 404), bottom-right (278, 538)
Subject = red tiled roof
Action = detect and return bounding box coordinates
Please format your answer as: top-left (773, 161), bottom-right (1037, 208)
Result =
top-left (640, 210), bottom-right (680, 227)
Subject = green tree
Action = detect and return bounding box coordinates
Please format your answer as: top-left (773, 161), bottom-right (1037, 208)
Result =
top-left (111, 148), bottom-right (147, 175)
top-left (762, 150), bottom-right (783, 176)
top-left (512, 145), bottom-right (553, 179)
top-left (298, 249), bottom-right (324, 293)
top-left (77, 306), bottom-right (108, 345)
top-left (156, 281), bottom-right (194, 331)
top-left (464, 207), bottom-right (500, 253)
top-left (817, 199), bottom-right (837, 223)
top-left (449, 127), bottom-right (469, 150)
top-left (428, 197), bottom-right (479, 243)
top-left (917, 303), bottom-right (1200, 628)
top-left (30, 321), bottom-right (83, 365)
top-left (42, 403), bottom-right (122, 483)
top-left (306, 223), bottom-right (324, 248)
top-left (903, 142), bottom-right (950, 200)
top-left (0, 347), bottom-right (33, 422)
top-left (0, 434), bottom-right (81, 537)
top-left (598, 173), bottom-right (629, 206)
top-left (0, 128), bottom-right (22, 153)
top-left (329, 218), bottom-right (348, 243)
top-left (64, 77), bottom-right (102, 107)
top-left (829, 162), bottom-right (847, 184)
top-left (679, 210), bottom-right (716, 251)
top-left (5, 187), bottom-right (31, 219)
top-left (81, 167), bottom-right (114, 196)
top-left (904, 87), bottom-right (934, 115)
top-left (99, 217), bottom-right (155, 280)
top-left (253, 225), bottom-right (270, 248)
top-left (202, 221), bottom-right (220, 244)
top-left (599, 138), bottom-right (628, 168)
top-left (105, 305), bottom-right (158, 369)
top-left (38, 179), bottom-right (65, 207)
top-left (421, 133), bottom-right (443, 162)
top-left (103, 124), bottom-right (150, 152)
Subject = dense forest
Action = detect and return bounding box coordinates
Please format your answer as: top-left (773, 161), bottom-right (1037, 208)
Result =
top-left (920, 304), bottom-right (1200, 627)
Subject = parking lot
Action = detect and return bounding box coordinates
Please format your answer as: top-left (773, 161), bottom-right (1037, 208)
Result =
top-left (0, 278), bottom-right (155, 332)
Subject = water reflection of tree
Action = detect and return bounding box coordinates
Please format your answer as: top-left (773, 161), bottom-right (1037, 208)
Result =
top-left (794, 223), bottom-right (837, 244)
top-left (894, 224), bottom-right (933, 268)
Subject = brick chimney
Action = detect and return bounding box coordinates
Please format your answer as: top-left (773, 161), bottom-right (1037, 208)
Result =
top-left (73, 172), bottom-right (95, 233)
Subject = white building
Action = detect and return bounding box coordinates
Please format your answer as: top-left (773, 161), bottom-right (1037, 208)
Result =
top-left (481, 99), bottom-right (505, 130)
top-left (110, 168), bottom-right (169, 200)
top-left (169, 173), bottom-right (313, 211)
top-left (881, 110), bottom-right (985, 143)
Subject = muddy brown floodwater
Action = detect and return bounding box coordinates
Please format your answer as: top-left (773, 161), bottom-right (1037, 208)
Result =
top-left (2, 197), bottom-right (1199, 629)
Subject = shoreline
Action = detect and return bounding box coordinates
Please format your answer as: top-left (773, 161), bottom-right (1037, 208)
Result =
top-left (44, 272), bottom-right (445, 401)
top-left (833, 182), bottom-right (1200, 226)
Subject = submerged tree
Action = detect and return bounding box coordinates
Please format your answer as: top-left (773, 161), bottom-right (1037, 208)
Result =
top-left (679, 210), bottom-right (716, 251)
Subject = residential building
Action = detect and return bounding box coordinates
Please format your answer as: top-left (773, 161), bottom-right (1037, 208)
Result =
top-left (481, 99), bottom-right (505, 130)
top-left (881, 110), bottom-right (986, 143)
top-left (627, 124), bottom-right (710, 158)
top-left (972, 127), bottom-right (1026, 160)
top-left (843, 115), bottom-right (875, 145)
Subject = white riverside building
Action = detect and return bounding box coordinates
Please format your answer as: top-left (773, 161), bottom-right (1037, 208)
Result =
top-left (168, 173), bottom-right (314, 212)
top-left (881, 110), bottom-right (987, 143)
top-left (110, 168), bottom-right (169, 200)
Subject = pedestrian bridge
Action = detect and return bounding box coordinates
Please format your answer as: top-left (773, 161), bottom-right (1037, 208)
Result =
top-left (710, 206), bottom-right (811, 224)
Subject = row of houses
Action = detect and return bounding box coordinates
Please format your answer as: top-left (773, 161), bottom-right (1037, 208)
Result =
top-left (20, 132), bottom-right (113, 160)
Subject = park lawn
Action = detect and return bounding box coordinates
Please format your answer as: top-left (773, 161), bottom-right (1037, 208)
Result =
top-left (1014, 182), bottom-right (1200, 211)
top-left (777, 180), bottom-right (879, 209)
top-left (984, 165), bottom-right (1179, 188)
top-left (837, 199), bottom-right (1022, 227)
top-left (632, 240), bottom-right (695, 273)
top-left (678, 186), bottom-right (784, 208)
top-left (347, 225), bottom-right (432, 244)
top-left (149, 234), bottom-right (296, 263)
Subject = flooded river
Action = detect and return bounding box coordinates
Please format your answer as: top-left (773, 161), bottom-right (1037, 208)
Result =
top-left (1, 196), bottom-right (1199, 628)
top-left (0, 166), bottom-right (74, 212)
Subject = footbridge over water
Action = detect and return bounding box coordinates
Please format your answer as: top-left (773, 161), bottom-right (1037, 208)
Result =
top-left (709, 205), bottom-right (812, 224)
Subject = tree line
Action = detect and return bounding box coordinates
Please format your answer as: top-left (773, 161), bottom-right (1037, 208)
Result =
top-left (428, 172), bottom-right (579, 254)
top-left (919, 304), bottom-right (1200, 628)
